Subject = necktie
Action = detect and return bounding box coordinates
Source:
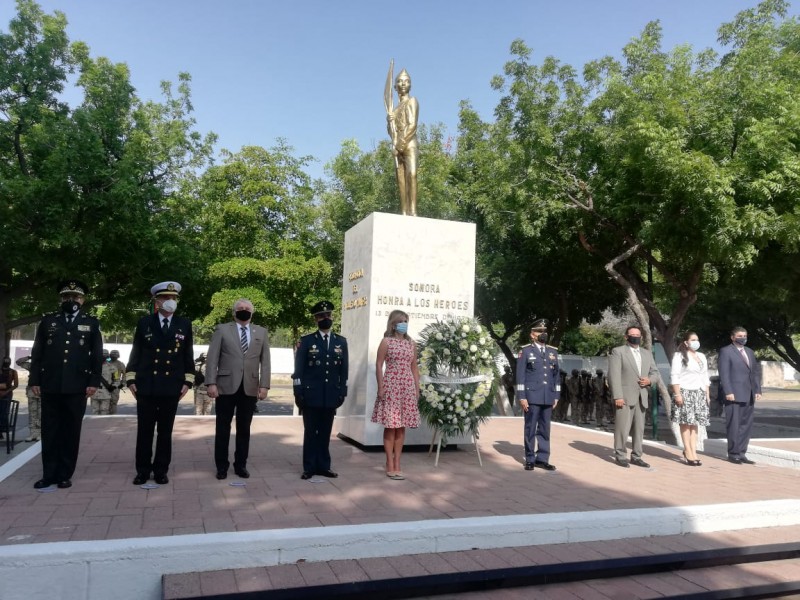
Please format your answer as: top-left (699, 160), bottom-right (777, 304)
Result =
top-left (323, 333), bottom-right (329, 351)
top-left (66, 314), bottom-right (73, 324)
top-left (240, 326), bottom-right (249, 353)
top-left (633, 348), bottom-right (642, 375)
top-left (739, 347), bottom-right (749, 366)
top-left (162, 317), bottom-right (169, 334)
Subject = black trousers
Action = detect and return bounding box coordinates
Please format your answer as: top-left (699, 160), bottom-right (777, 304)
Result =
top-left (214, 383), bottom-right (256, 471)
top-left (135, 394), bottom-right (180, 476)
top-left (40, 392), bottom-right (87, 482)
top-left (302, 407), bottom-right (336, 473)
top-left (724, 400), bottom-right (755, 458)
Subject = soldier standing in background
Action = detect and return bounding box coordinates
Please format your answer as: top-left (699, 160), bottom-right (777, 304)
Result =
top-left (193, 353), bottom-right (213, 415)
top-left (593, 369), bottom-right (608, 427)
top-left (16, 356), bottom-right (41, 442)
top-left (108, 350), bottom-right (125, 414)
top-left (565, 369), bottom-right (580, 423)
top-left (90, 350), bottom-right (115, 415)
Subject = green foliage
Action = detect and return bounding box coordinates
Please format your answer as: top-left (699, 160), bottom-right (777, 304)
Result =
top-left (454, 1), bottom-right (800, 359)
top-left (561, 324), bottom-right (621, 356)
top-left (0, 0), bottom-right (214, 346)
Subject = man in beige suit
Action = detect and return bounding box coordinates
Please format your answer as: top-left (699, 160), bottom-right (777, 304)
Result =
top-left (608, 325), bottom-right (659, 468)
top-left (206, 298), bottom-right (271, 479)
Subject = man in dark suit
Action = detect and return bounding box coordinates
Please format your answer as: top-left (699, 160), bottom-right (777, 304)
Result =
top-left (292, 300), bottom-right (348, 480)
top-left (205, 298), bottom-right (271, 480)
top-left (126, 281), bottom-right (195, 485)
top-left (30, 280), bottom-right (103, 489)
top-left (515, 318), bottom-right (560, 471)
top-left (608, 325), bottom-right (659, 468)
top-left (718, 326), bottom-right (762, 464)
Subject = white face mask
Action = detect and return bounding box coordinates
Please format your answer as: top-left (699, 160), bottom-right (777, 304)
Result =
top-left (160, 299), bottom-right (178, 313)
top-left (688, 340), bottom-right (700, 351)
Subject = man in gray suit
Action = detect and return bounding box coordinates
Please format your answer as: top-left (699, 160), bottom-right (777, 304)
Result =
top-left (205, 298), bottom-right (271, 479)
top-left (608, 325), bottom-right (659, 468)
top-left (718, 326), bottom-right (762, 464)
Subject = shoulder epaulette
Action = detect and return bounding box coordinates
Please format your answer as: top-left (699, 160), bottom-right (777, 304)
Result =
top-left (546, 344), bottom-right (558, 349)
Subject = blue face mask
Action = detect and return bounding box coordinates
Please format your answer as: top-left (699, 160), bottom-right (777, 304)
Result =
top-left (395, 322), bottom-right (408, 335)
top-left (734, 337), bottom-right (747, 346)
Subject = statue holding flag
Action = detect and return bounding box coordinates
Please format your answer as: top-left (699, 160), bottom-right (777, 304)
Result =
top-left (384, 60), bottom-right (419, 216)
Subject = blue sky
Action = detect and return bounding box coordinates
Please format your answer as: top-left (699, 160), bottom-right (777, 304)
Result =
top-left (2, 1), bottom-right (797, 180)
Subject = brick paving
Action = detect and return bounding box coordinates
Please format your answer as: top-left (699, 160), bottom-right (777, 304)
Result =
top-left (2, 414), bottom-right (800, 599)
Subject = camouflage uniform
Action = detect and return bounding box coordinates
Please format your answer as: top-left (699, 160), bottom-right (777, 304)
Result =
top-left (593, 370), bottom-right (609, 426)
top-left (193, 358), bottom-right (212, 415)
top-left (16, 356), bottom-right (41, 441)
top-left (90, 361), bottom-right (116, 415)
top-left (109, 353), bottom-right (126, 414)
top-left (565, 370), bottom-right (580, 422)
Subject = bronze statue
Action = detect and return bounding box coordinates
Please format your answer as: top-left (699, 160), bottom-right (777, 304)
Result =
top-left (384, 60), bottom-right (418, 216)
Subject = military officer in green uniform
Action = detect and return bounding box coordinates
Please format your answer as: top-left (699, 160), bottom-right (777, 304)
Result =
top-left (30, 280), bottom-right (103, 489)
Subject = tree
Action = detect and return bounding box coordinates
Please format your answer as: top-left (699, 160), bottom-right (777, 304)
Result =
top-left (454, 0), bottom-right (800, 364)
top-left (0, 0), bottom-right (215, 353)
top-left (176, 143), bottom-right (334, 341)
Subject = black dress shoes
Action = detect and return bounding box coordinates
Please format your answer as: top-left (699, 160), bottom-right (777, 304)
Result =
top-left (316, 469), bottom-right (338, 478)
top-left (740, 457), bottom-right (756, 465)
top-left (301, 471), bottom-right (314, 480)
top-left (154, 474), bottom-right (169, 485)
top-left (524, 462), bottom-right (534, 471)
top-left (233, 467), bottom-right (250, 479)
top-left (535, 461), bottom-right (556, 471)
top-left (728, 456), bottom-right (743, 464)
top-left (33, 479), bottom-right (52, 489)
top-left (57, 479), bottom-right (72, 489)
top-left (615, 458), bottom-right (630, 468)
top-left (216, 470), bottom-right (227, 480)
top-left (132, 473), bottom-right (149, 485)
top-left (630, 458), bottom-right (651, 468)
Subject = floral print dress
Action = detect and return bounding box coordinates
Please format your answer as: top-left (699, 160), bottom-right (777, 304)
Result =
top-left (371, 337), bottom-right (420, 428)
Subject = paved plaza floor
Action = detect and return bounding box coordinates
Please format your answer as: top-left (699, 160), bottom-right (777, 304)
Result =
top-left (1, 388), bottom-right (799, 599)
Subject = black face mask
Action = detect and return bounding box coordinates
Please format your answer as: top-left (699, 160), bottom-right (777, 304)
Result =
top-left (627, 335), bottom-right (642, 346)
top-left (61, 300), bottom-right (80, 313)
top-left (318, 318), bottom-right (333, 330)
top-left (537, 333), bottom-right (548, 344)
top-left (235, 310), bottom-right (252, 322)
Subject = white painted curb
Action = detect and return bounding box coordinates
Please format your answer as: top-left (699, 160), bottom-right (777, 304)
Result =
top-left (0, 499), bottom-right (799, 600)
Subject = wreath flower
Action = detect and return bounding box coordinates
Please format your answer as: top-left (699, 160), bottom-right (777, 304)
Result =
top-left (417, 316), bottom-right (498, 442)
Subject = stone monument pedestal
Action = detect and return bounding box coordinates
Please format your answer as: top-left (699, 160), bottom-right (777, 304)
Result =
top-left (337, 212), bottom-right (476, 447)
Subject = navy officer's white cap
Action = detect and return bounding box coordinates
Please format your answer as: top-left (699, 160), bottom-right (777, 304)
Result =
top-left (150, 281), bottom-right (182, 297)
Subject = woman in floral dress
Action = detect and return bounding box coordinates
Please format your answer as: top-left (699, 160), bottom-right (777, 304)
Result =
top-left (372, 310), bottom-right (420, 479)
top-left (670, 331), bottom-right (711, 466)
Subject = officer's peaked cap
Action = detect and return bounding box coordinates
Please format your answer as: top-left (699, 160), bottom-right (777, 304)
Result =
top-left (57, 279), bottom-right (88, 296)
top-left (531, 318), bottom-right (549, 330)
top-left (151, 281), bottom-right (182, 297)
top-left (310, 300), bottom-right (334, 315)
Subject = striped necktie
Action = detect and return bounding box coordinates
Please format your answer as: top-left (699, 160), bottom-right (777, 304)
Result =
top-left (240, 326), bottom-right (248, 353)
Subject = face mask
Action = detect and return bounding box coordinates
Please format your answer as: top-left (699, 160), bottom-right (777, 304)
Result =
top-left (395, 322), bottom-right (409, 334)
top-left (160, 299), bottom-right (178, 313)
top-left (627, 335), bottom-right (641, 346)
top-left (537, 333), bottom-right (548, 344)
top-left (61, 300), bottom-right (79, 313)
top-left (235, 310), bottom-right (252, 322)
top-left (318, 318), bottom-right (333, 330)
top-left (688, 340), bottom-right (700, 351)
top-left (2, 361), bottom-right (9, 369)
top-left (734, 337), bottom-right (747, 346)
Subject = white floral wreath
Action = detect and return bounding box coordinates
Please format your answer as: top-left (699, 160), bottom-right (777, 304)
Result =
top-left (417, 316), bottom-right (498, 440)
